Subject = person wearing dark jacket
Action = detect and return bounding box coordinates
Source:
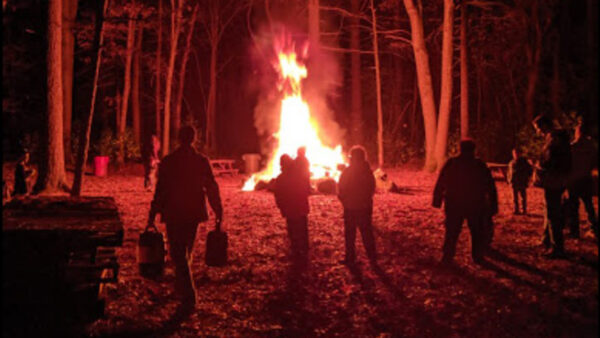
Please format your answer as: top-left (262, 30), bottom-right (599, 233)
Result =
top-left (148, 126), bottom-right (223, 312)
top-left (566, 122), bottom-right (598, 239)
top-left (13, 150), bottom-right (36, 196)
top-left (507, 148), bottom-right (533, 214)
top-left (295, 146), bottom-right (310, 180)
top-left (433, 140), bottom-right (498, 265)
top-left (338, 146), bottom-right (377, 265)
top-left (274, 154), bottom-right (311, 265)
top-left (533, 114), bottom-right (571, 258)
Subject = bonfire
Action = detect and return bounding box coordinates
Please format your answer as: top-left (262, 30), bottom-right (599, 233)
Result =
top-left (242, 39), bottom-right (345, 191)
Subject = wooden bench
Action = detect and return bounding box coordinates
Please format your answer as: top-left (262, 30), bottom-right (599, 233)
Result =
top-left (210, 159), bottom-right (239, 176)
top-left (487, 162), bottom-right (508, 181)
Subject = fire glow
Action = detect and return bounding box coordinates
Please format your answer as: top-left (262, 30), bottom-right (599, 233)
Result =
top-left (242, 43), bottom-right (345, 191)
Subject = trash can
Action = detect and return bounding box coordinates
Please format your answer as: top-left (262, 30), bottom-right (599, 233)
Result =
top-left (94, 156), bottom-right (109, 177)
top-left (242, 153), bottom-right (261, 174)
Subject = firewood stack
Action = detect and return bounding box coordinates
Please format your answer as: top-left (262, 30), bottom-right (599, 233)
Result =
top-left (2, 196), bottom-right (123, 336)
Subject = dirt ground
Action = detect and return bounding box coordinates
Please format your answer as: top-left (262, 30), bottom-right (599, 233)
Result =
top-left (4, 165), bottom-right (599, 337)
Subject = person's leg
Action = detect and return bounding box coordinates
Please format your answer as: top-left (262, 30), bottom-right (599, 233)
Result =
top-left (442, 213), bottom-right (463, 262)
top-left (298, 215), bottom-right (309, 262)
top-left (566, 185), bottom-right (581, 237)
top-left (545, 188), bottom-right (565, 255)
top-left (520, 188), bottom-right (528, 214)
top-left (578, 177), bottom-right (598, 237)
top-left (467, 214), bottom-right (485, 263)
top-left (166, 223), bottom-right (197, 305)
top-left (512, 187), bottom-right (520, 214)
top-left (357, 210), bottom-right (377, 262)
top-left (343, 210), bottom-right (357, 263)
top-left (286, 218), bottom-right (300, 260)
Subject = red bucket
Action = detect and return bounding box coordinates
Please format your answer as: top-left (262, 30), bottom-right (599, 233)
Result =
top-left (94, 156), bottom-right (109, 177)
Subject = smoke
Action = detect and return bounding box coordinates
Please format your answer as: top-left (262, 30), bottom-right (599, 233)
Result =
top-left (249, 23), bottom-right (345, 158)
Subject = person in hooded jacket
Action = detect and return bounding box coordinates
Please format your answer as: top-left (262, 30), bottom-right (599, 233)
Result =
top-left (338, 145), bottom-right (377, 266)
top-left (274, 154), bottom-right (311, 265)
top-left (507, 148), bottom-right (533, 214)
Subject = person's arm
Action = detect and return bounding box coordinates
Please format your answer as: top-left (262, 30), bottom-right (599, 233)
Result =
top-left (506, 161), bottom-right (514, 184)
top-left (148, 162), bottom-right (167, 227)
top-left (201, 157), bottom-right (223, 223)
top-left (432, 162), bottom-right (449, 208)
top-left (368, 170), bottom-right (376, 196)
top-left (337, 170), bottom-right (348, 203)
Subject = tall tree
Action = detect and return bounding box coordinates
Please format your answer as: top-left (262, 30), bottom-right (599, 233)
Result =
top-left (62, 0), bottom-right (78, 164)
top-left (37, 0), bottom-right (68, 193)
top-left (370, 0), bottom-right (383, 167)
top-left (174, 4), bottom-right (199, 135)
top-left (459, 1), bottom-right (469, 139)
top-left (402, 0), bottom-right (437, 172)
top-left (117, 8), bottom-right (137, 165)
top-left (202, 0), bottom-right (244, 153)
top-left (72, 0), bottom-right (109, 196)
top-left (155, 0), bottom-right (163, 138)
top-left (350, 0), bottom-right (362, 144)
top-left (162, 0), bottom-right (183, 157)
top-left (433, 0), bottom-right (454, 167)
top-left (524, 0), bottom-right (541, 122)
top-left (132, 21), bottom-right (143, 146)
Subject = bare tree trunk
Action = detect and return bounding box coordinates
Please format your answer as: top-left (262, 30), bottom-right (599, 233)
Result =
top-left (402, 0), bottom-right (437, 172)
top-left (155, 0), bottom-right (163, 138)
top-left (162, 0), bottom-right (182, 157)
top-left (433, 0), bottom-right (454, 169)
top-left (350, 0), bottom-right (362, 144)
top-left (118, 15), bottom-right (136, 165)
top-left (587, 0), bottom-right (597, 119)
top-left (207, 43), bottom-right (218, 152)
top-left (132, 22), bottom-right (143, 147)
top-left (62, 0), bottom-right (77, 165)
top-left (37, 0), bottom-right (67, 194)
top-left (459, 2), bottom-right (469, 140)
top-left (174, 5), bottom-right (199, 142)
top-left (476, 59), bottom-right (482, 126)
top-left (551, 35), bottom-right (560, 116)
top-left (308, 0), bottom-right (319, 46)
top-left (370, 0), bottom-right (384, 167)
top-left (72, 0), bottom-right (109, 196)
top-left (525, 0), bottom-right (540, 122)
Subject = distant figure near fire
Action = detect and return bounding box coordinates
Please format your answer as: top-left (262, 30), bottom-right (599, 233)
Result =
top-left (148, 126), bottom-right (223, 314)
top-left (144, 134), bottom-right (161, 190)
top-left (295, 146), bottom-right (310, 179)
top-left (274, 154), bottom-right (311, 266)
top-left (507, 148), bottom-right (533, 214)
top-left (13, 150), bottom-right (36, 196)
top-left (433, 139), bottom-right (498, 265)
top-left (338, 145), bottom-right (377, 266)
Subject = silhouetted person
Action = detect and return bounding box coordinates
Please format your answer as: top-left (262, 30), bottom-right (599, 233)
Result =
top-left (148, 126), bottom-right (223, 312)
top-left (533, 114), bottom-right (571, 259)
top-left (338, 145), bottom-right (377, 265)
top-left (13, 150), bottom-right (36, 196)
top-left (274, 154), bottom-right (311, 265)
top-left (507, 148), bottom-right (533, 214)
top-left (566, 122), bottom-right (598, 239)
top-left (144, 134), bottom-right (161, 190)
top-left (433, 140), bottom-right (498, 265)
top-left (295, 146), bottom-right (310, 179)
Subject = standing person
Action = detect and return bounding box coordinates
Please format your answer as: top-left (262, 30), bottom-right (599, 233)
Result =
top-left (295, 146), bottom-right (310, 179)
top-left (566, 121), bottom-right (598, 239)
top-left (433, 140), bottom-right (498, 265)
top-left (338, 145), bottom-right (377, 266)
top-left (273, 154), bottom-right (311, 266)
top-left (147, 126), bottom-right (223, 313)
top-left (507, 148), bottom-right (533, 214)
top-left (144, 135), bottom-right (161, 190)
top-left (532, 114), bottom-right (571, 259)
top-left (13, 150), bottom-right (36, 196)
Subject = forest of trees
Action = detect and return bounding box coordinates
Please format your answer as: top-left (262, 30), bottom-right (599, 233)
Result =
top-left (2, 0), bottom-right (597, 192)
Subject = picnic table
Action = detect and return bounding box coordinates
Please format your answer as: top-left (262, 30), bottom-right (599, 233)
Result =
top-left (487, 162), bottom-right (508, 181)
top-left (2, 196), bottom-right (123, 335)
top-left (210, 159), bottom-right (239, 176)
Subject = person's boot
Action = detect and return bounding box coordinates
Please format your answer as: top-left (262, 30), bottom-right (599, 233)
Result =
top-left (542, 248), bottom-right (566, 259)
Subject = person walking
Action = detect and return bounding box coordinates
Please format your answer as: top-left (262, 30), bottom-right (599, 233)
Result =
top-left (507, 148), bottom-right (533, 214)
top-left (273, 154), bottom-right (311, 267)
top-left (338, 145), bottom-right (377, 266)
top-left (144, 134), bottom-right (161, 190)
top-left (566, 121), bottom-right (598, 239)
top-left (532, 114), bottom-right (571, 259)
top-left (433, 139), bottom-right (498, 265)
top-left (147, 126), bottom-right (223, 313)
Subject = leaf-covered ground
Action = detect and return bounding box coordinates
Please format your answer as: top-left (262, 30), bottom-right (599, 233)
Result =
top-left (5, 166), bottom-right (599, 336)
